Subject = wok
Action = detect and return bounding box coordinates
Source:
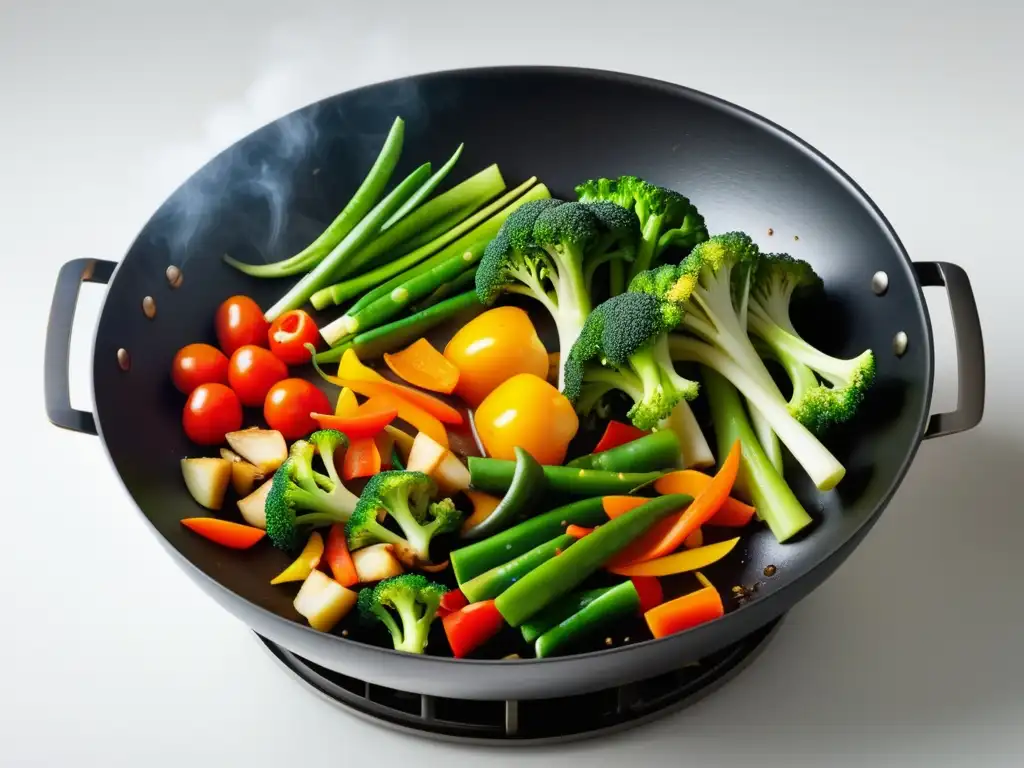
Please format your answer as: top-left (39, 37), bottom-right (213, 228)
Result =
top-left (44, 66), bottom-right (984, 700)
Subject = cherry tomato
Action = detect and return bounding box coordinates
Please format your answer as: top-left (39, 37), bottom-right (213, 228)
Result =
top-left (264, 378), bottom-right (331, 440)
top-left (171, 343), bottom-right (229, 395)
top-left (228, 345), bottom-right (289, 407)
top-left (268, 309), bottom-right (320, 365)
top-left (182, 383), bottom-right (243, 445)
top-left (443, 307), bottom-right (548, 407)
top-left (474, 373), bottom-right (579, 465)
top-left (215, 295), bottom-right (270, 357)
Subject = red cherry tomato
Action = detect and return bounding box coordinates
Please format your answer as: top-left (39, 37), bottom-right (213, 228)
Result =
top-left (182, 383), bottom-right (243, 445)
top-left (264, 379), bottom-right (331, 440)
top-left (215, 295), bottom-right (270, 357)
top-left (171, 343), bottom-right (229, 395)
top-left (228, 345), bottom-right (289, 407)
top-left (268, 309), bottom-right (320, 365)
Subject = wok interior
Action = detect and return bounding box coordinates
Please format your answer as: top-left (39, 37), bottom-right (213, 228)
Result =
top-left (93, 69), bottom-right (931, 657)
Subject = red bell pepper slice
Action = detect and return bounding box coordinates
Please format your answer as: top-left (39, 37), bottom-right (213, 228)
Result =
top-left (442, 599), bottom-right (505, 658)
top-left (310, 407), bottom-right (398, 440)
top-left (593, 420), bottom-right (649, 453)
top-left (630, 576), bottom-right (664, 614)
top-left (342, 436), bottom-right (381, 481)
top-left (438, 588), bottom-right (469, 617)
top-left (323, 523), bottom-right (358, 587)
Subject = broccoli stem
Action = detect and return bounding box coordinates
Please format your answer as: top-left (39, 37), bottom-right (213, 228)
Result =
top-left (392, 596), bottom-right (431, 653)
top-left (702, 367), bottom-right (813, 543)
top-left (660, 399), bottom-right (715, 470)
top-left (381, 498), bottom-right (433, 563)
top-left (667, 334), bottom-right (845, 491)
top-left (371, 604), bottom-right (405, 648)
top-left (749, 311), bottom-right (863, 388)
top-left (628, 214), bottom-right (663, 282)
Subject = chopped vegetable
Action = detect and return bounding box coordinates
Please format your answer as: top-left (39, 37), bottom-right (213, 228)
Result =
top-left (631, 576), bottom-right (664, 613)
top-left (535, 580), bottom-right (640, 657)
top-left (214, 295), bottom-right (270, 356)
top-left (459, 534), bottom-right (575, 603)
top-left (405, 431), bottom-right (448, 475)
top-left (310, 407), bottom-right (397, 440)
top-left (224, 428), bottom-right (288, 474)
top-left (237, 481), bottom-right (272, 529)
top-left (495, 494), bottom-right (690, 627)
top-left (351, 543), bottom-right (404, 583)
top-left (357, 573), bottom-right (447, 654)
top-left (684, 528), bottom-right (704, 549)
top-left (183, 383), bottom-right (243, 445)
top-left (468, 457), bottom-right (664, 497)
top-left (270, 531), bottom-right (325, 584)
top-left (520, 586), bottom-right (613, 644)
top-left (593, 420), bottom-right (649, 454)
top-left (342, 436), bottom-right (381, 481)
top-left (263, 379), bottom-right (331, 441)
top-left (565, 524), bottom-right (594, 539)
top-left (384, 425), bottom-right (415, 463)
top-left (323, 523), bottom-right (358, 587)
top-left (661, 399), bottom-right (716, 469)
top-left (334, 387), bottom-right (359, 417)
top-left (268, 309), bottom-right (321, 365)
top-left (293, 569), bottom-right (358, 632)
top-left (171, 343), bottom-right (229, 395)
top-left (568, 429), bottom-right (681, 473)
top-left (180, 517), bottom-right (265, 549)
top-left (432, 451), bottom-right (472, 495)
top-left (375, 429), bottom-right (396, 469)
top-left (384, 338), bottom-right (460, 394)
top-left (220, 449), bottom-right (264, 496)
top-left (438, 588), bottom-right (469, 617)
top-left (460, 490), bottom-right (502, 535)
top-left (460, 447), bottom-right (544, 540)
top-left (653, 470), bottom-right (757, 528)
top-left (601, 496), bottom-right (647, 518)
top-left (607, 537), bottom-right (740, 577)
top-left (380, 143), bottom-right (465, 230)
top-left (442, 599), bottom-right (505, 659)
top-left (180, 457), bottom-right (232, 510)
top-left (474, 373), bottom-right (579, 465)
top-left (644, 578), bottom-right (724, 638)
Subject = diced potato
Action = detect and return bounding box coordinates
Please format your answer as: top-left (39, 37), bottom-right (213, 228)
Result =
top-left (433, 451), bottom-right (471, 494)
top-left (293, 570), bottom-right (357, 632)
top-left (220, 448), bottom-right (242, 463)
top-left (406, 431), bottom-right (447, 475)
top-left (351, 543), bottom-right (404, 583)
top-left (181, 458), bottom-right (233, 511)
top-left (237, 480), bottom-right (272, 529)
top-left (225, 428), bottom-right (288, 474)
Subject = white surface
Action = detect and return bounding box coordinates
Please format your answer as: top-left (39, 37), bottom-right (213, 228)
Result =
top-left (3, 0), bottom-right (1022, 765)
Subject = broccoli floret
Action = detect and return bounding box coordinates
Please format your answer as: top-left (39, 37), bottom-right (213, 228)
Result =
top-left (747, 253), bottom-right (876, 433)
top-left (356, 574), bottom-right (447, 654)
top-left (264, 436), bottom-right (359, 550)
top-left (579, 201), bottom-right (640, 297)
top-left (345, 471), bottom-right (461, 567)
top-left (575, 175), bottom-right (708, 283)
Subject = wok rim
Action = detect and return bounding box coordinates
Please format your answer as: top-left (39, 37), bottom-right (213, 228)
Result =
top-left (88, 64), bottom-right (935, 674)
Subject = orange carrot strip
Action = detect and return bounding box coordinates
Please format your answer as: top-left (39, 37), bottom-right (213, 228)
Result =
top-left (602, 496), bottom-right (648, 519)
top-left (343, 436), bottom-right (381, 481)
top-left (644, 586), bottom-right (724, 638)
top-left (383, 338), bottom-right (460, 395)
top-left (339, 349), bottom-right (462, 424)
top-left (654, 470), bottom-right (757, 528)
top-left (565, 524), bottom-right (596, 539)
top-left (180, 517), bottom-right (265, 549)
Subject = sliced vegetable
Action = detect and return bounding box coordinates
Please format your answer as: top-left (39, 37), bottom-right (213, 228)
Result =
top-left (601, 496), bottom-right (647, 518)
top-left (459, 534), bottom-right (575, 603)
top-left (220, 449), bottom-right (264, 496)
top-left (460, 447), bottom-right (544, 540)
top-left (336, 349), bottom-right (463, 425)
top-left (468, 458), bottom-right (664, 497)
top-left (432, 451), bottom-right (472, 495)
top-left (310, 407), bottom-right (397, 440)
top-left (264, 379), bottom-right (331, 441)
top-left (567, 430), bottom-right (681, 473)
top-left (535, 580), bottom-right (640, 658)
top-left (438, 588), bottom-right (469, 617)
top-left (607, 441), bottom-right (741, 568)
top-left (380, 143), bottom-right (465, 230)
top-left (293, 569), bottom-right (358, 632)
top-left (237, 480), bottom-right (272, 529)
top-left (224, 428), bottom-right (288, 474)
top-left (442, 306), bottom-right (549, 407)
top-left (520, 586), bottom-right (613, 644)
top-left (565, 524), bottom-right (594, 539)
top-left (342, 437), bottom-right (381, 481)
top-left (270, 531), bottom-right (325, 584)
top-left (385, 425), bottom-right (415, 463)
top-left (183, 383), bottom-right (243, 445)
top-left (374, 429), bottom-right (395, 470)
top-left (654, 470), bottom-right (757, 529)
top-left (180, 517), bottom-right (265, 549)
top-left (268, 309), bottom-right (320, 365)
top-left (495, 494), bottom-right (691, 627)
top-left (334, 387), bottom-right (359, 417)
top-left (171, 343), bottom-right (229, 395)
top-left (606, 537), bottom-right (741, 578)
top-left (181, 457), bottom-right (232, 511)
top-left (684, 529), bottom-right (704, 549)
top-left (449, 497), bottom-right (607, 584)
top-left (593, 420), bottom-right (649, 454)
top-left (644, 580), bottom-right (724, 639)
top-left (474, 373), bottom-right (579, 465)
top-left (323, 523), bottom-right (358, 587)
top-left (631, 576), bottom-right (664, 613)
top-left (215, 295), bottom-right (270, 356)
top-left (442, 599), bottom-right (506, 659)
top-left (405, 431), bottom-right (448, 475)
top-left (384, 339), bottom-right (460, 395)
top-left (351, 543), bottom-right (405, 583)
top-left (460, 490), bottom-right (502, 535)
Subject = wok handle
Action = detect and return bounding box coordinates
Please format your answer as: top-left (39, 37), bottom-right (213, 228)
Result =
top-left (44, 258), bottom-right (117, 436)
top-left (914, 262), bottom-right (985, 439)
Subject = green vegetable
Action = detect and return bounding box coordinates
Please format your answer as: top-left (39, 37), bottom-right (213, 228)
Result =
top-left (461, 447), bottom-right (545, 540)
top-left (409, 266), bottom-right (478, 313)
top-left (309, 168), bottom-right (519, 311)
top-left (223, 117), bottom-right (405, 278)
top-left (702, 367), bottom-right (813, 542)
top-left (475, 199), bottom-right (639, 390)
top-left (356, 574), bottom-right (446, 654)
top-left (313, 289), bottom-right (482, 364)
top-left (534, 580), bottom-right (640, 657)
top-left (322, 182), bottom-right (552, 345)
top-left (379, 143), bottom-right (464, 231)
top-left (468, 456), bottom-right (664, 496)
top-left (520, 586), bottom-right (613, 644)
top-left (345, 470), bottom-right (462, 566)
top-left (747, 253), bottom-right (876, 434)
top-left (567, 429), bottom-right (681, 472)
top-left (495, 494), bottom-right (690, 627)
top-left (264, 159), bottom-right (431, 322)
top-left (459, 533), bottom-right (575, 603)
top-left (450, 497), bottom-right (607, 584)
top-left (264, 432), bottom-right (359, 550)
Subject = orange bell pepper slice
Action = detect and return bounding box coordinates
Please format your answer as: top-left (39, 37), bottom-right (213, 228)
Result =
top-left (180, 517), bottom-right (265, 549)
top-left (654, 470), bottom-right (757, 528)
top-left (339, 349), bottom-right (462, 425)
top-left (383, 338), bottom-right (461, 395)
top-left (310, 407), bottom-right (398, 440)
top-left (323, 523), bottom-right (358, 587)
top-left (607, 440), bottom-right (741, 567)
top-left (644, 580), bottom-right (724, 639)
top-left (607, 537), bottom-right (741, 577)
top-left (602, 496), bottom-right (648, 518)
top-left (565, 524), bottom-right (596, 539)
top-left (683, 528), bottom-right (704, 549)
top-left (343, 436), bottom-right (381, 481)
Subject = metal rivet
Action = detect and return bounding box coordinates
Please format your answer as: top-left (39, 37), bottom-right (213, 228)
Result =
top-left (893, 331), bottom-right (908, 357)
top-left (872, 271), bottom-right (889, 296)
top-left (142, 296), bottom-right (157, 319)
top-left (117, 348), bottom-right (131, 371)
top-left (165, 265), bottom-right (183, 288)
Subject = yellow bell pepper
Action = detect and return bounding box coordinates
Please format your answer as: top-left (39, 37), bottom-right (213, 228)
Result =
top-left (270, 531), bottom-right (325, 585)
top-left (606, 537), bottom-right (740, 578)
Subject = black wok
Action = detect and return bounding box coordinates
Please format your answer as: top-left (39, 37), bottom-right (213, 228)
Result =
top-left (44, 66), bottom-right (984, 700)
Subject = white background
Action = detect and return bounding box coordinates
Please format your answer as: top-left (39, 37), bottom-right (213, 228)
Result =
top-left (3, 0), bottom-right (1022, 765)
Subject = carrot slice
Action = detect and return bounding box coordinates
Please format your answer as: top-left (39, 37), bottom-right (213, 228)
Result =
top-left (334, 387), bottom-right (359, 417)
top-left (343, 436), bottom-right (381, 481)
top-left (323, 523), bottom-right (358, 587)
top-left (644, 585), bottom-right (724, 638)
top-left (608, 440), bottom-right (741, 567)
top-left (383, 338), bottom-right (460, 395)
top-left (565, 524), bottom-right (596, 539)
top-left (602, 496), bottom-right (648, 518)
top-left (607, 537), bottom-right (741, 578)
top-left (180, 517), bottom-right (265, 549)
top-left (338, 349), bottom-right (462, 425)
top-left (654, 470), bottom-right (757, 528)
